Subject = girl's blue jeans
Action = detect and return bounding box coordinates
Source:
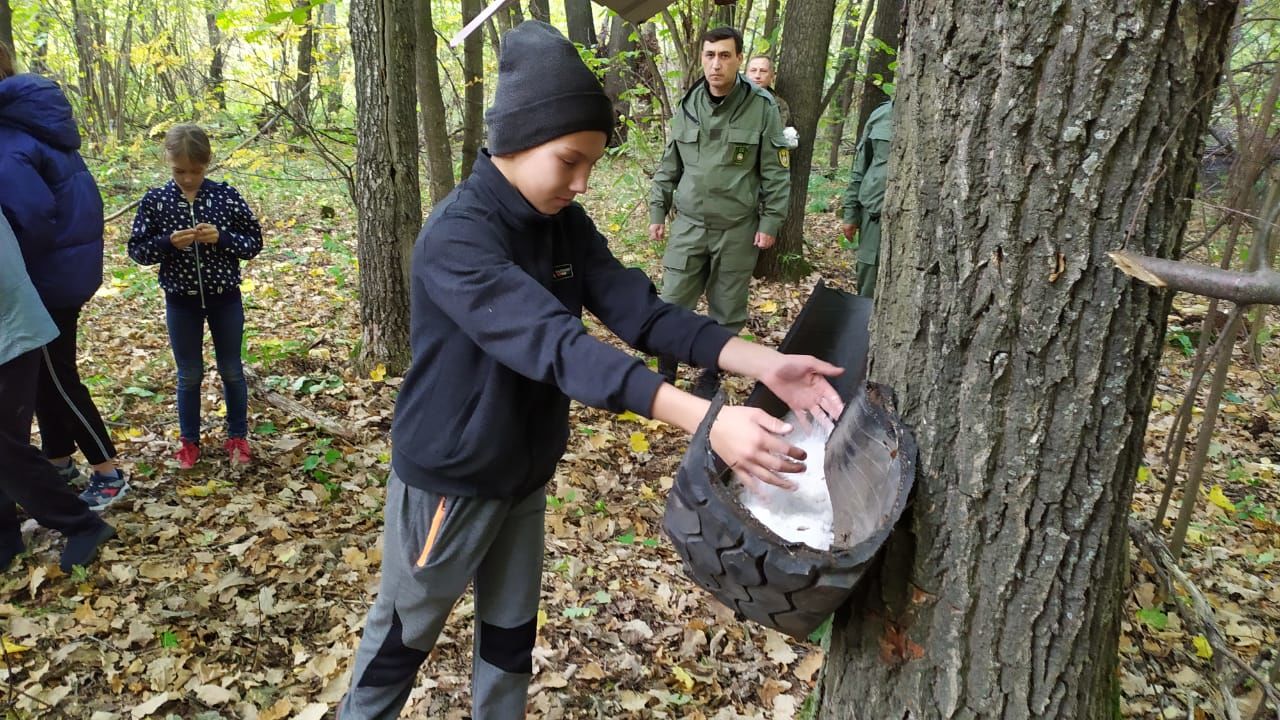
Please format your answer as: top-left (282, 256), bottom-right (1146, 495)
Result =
top-left (165, 293), bottom-right (248, 441)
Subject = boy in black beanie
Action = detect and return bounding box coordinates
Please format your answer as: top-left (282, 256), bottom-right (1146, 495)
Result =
top-left (338, 21), bottom-right (845, 719)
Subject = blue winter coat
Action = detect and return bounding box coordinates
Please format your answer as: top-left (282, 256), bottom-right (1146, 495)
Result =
top-left (0, 74), bottom-right (105, 310)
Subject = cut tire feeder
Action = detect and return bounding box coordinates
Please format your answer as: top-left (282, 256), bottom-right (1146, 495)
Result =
top-left (663, 281), bottom-right (917, 640)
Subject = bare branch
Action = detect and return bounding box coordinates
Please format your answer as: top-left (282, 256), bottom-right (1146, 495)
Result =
top-left (1130, 519), bottom-right (1280, 720)
top-left (1109, 251), bottom-right (1280, 305)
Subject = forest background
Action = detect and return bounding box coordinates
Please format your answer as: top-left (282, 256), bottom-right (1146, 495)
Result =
top-left (0, 0), bottom-right (1278, 718)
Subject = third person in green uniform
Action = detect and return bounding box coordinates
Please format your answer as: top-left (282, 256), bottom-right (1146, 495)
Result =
top-left (841, 99), bottom-right (893, 298)
top-left (649, 26), bottom-right (791, 398)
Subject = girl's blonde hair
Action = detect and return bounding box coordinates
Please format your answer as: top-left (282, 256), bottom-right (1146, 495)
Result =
top-left (164, 124), bottom-right (212, 164)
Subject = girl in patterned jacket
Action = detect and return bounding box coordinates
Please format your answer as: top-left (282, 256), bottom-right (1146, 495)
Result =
top-left (128, 125), bottom-right (263, 469)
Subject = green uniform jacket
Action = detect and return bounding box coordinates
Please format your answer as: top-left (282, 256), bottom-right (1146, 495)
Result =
top-left (649, 76), bottom-right (791, 237)
top-left (842, 100), bottom-right (893, 264)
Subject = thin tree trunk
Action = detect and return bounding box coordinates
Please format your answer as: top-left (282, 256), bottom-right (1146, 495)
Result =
top-left (70, 0), bottom-right (101, 135)
top-left (323, 2), bottom-right (343, 115)
top-left (30, 5), bottom-right (50, 74)
top-left (459, 0), bottom-right (484, 179)
top-left (292, 0), bottom-right (317, 134)
top-left (761, 0), bottom-right (780, 54)
top-left (206, 7), bottom-right (226, 108)
top-left (528, 0), bottom-right (550, 23)
top-left (854, 0), bottom-right (898, 137)
top-left (603, 13), bottom-right (638, 145)
top-left (565, 0), bottom-right (596, 46)
top-left (416, 0), bottom-right (453, 206)
top-left (825, 0), bottom-right (872, 175)
top-left (819, 1), bottom-right (1237, 717)
top-left (0, 0), bottom-right (13, 58)
top-left (755, 0), bottom-right (837, 280)
top-left (351, 0), bottom-right (420, 374)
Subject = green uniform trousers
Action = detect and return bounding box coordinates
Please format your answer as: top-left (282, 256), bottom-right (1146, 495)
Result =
top-left (853, 212), bottom-right (882, 299)
top-left (659, 213), bottom-right (758, 332)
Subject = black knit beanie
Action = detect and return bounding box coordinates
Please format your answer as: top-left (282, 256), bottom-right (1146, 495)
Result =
top-left (486, 21), bottom-right (614, 155)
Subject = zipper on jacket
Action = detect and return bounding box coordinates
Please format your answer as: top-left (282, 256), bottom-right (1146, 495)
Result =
top-left (189, 202), bottom-right (206, 309)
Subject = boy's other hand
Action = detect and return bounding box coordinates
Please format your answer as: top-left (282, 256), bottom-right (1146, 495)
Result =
top-left (710, 406), bottom-right (803, 492)
top-left (170, 229), bottom-right (196, 249)
top-left (761, 354), bottom-right (845, 422)
top-left (649, 223), bottom-right (665, 243)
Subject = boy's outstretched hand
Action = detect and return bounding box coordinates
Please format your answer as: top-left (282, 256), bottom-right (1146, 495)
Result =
top-left (759, 354), bottom-right (846, 422)
top-left (718, 338), bottom-right (846, 422)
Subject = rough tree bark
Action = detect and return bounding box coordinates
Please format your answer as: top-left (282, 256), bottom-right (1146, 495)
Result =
top-left (459, 0), bottom-right (484, 179)
top-left (854, 0), bottom-right (898, 137)
top-left (416, 0), bottom-right (454, 204)
top-left (818, 1), bottom-right (1239, 718)
top-left (754, 0), bottom-right (836, 281)
top-left (350, 0), bottom-right (421, 374)
top-left (565, 0), bottom-right (597, 46)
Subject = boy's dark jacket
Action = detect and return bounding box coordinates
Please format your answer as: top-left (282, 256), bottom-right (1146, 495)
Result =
top-left (0, 74), bottom-right (104, 309)
top-left (127, 179), bottom-right (263, 299)
top-left (393, 151), bottom-right (735, 499)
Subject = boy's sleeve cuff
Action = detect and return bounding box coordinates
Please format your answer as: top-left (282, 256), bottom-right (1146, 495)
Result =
top-left (622, 365), bottom-right (667, 417)
top-left (690, 323), bottom-right (736, 371)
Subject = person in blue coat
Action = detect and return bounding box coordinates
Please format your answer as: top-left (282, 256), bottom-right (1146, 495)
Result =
top-left (0, 44), bottom-right (128, 511)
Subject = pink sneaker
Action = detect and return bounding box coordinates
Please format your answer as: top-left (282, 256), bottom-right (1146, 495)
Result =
top-left (176, 438), bottom-right (201, 469)
top-left (225, 437), bottom-right (251, 466)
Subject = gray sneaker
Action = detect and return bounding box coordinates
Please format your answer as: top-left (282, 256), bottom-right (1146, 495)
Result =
top-left (79, 471), bottom-right (130, 511)
top-left (53, 461), bottom-right (82, 485)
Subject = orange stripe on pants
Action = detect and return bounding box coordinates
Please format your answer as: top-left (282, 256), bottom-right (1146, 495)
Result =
top-left (416, 497), bottom-right (447, 568)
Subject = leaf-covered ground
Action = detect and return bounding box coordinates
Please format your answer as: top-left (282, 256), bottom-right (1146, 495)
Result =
top-left (2, 149), bottom-right (1276, 719)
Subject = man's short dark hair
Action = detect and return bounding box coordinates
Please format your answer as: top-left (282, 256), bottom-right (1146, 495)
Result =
top-left (701, 26), bottom-right (743, 54)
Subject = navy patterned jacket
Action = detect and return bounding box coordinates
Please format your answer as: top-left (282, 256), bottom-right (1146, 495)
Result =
top-left (127, 179), bottom-right (263, 301)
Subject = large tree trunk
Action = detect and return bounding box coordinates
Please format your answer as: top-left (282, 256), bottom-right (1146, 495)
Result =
top-left (0, 0), bottom-right (14, 60)
top-left (565, 0), bottom-right (596, 46)
top-left (819, 1), bottom-right (1238, 717)
top-left (291, 0), bottom-right (317, 134)
top-left (206, 7), bottom-right (226, 108)
top-left (416, 0), bottom-right (454, 205)
top-left (459, 0), bottom-right (484, 179)
top-left (825, 0), bottom-right (871, 175)
top-left (754, 0), bottom-right (836, 281)
top-left (350, 0), bottom-right (420, 374)
top-left (853, 0), bottom-right (898, 138)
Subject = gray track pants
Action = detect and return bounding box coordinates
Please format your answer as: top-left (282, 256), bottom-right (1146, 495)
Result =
top-left (338, 471), bottom-right (546, 719)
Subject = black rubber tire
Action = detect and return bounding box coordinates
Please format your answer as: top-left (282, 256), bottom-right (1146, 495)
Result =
top-left (664, 383), bottom-right (916, 640)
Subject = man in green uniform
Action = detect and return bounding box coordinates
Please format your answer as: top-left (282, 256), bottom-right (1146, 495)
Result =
top-left (746, 56), bottom-right (791, 127)
top-left (841, 100), bottom-right (893, 298)
top-left (649, 26), bottom-right (791, 398)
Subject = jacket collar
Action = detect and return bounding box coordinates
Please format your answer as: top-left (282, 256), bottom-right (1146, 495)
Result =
top-left (471, 150), bottom-right (553, 228)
